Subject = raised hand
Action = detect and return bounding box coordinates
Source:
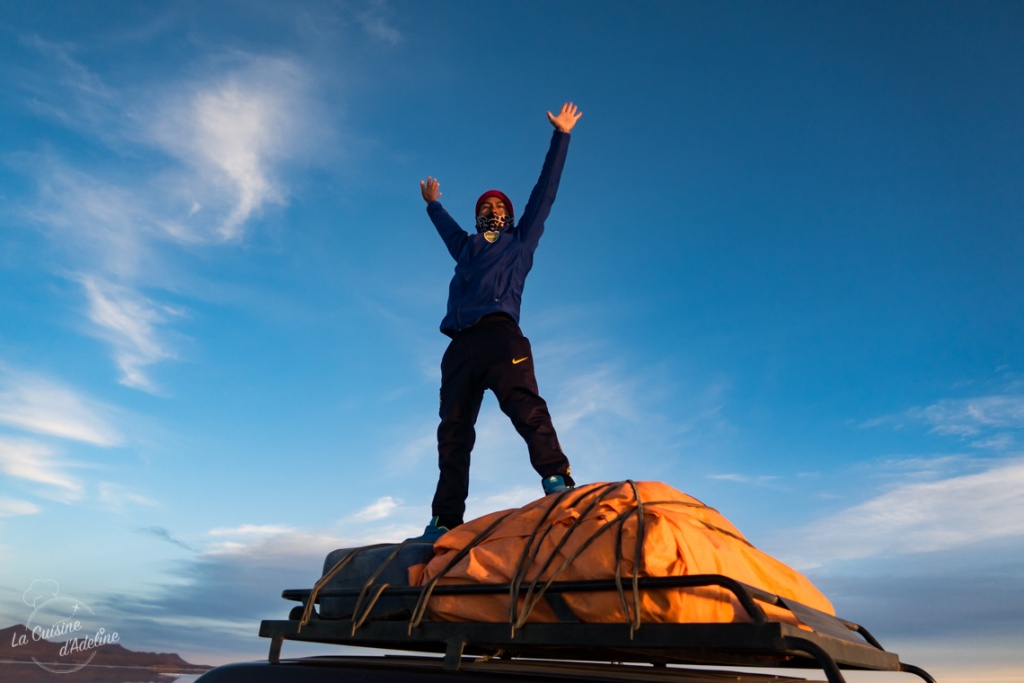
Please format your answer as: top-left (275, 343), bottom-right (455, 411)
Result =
top-left (546, 102), bottom-right (582, 133)
top-left (420, 176), bottom-right (441, 203)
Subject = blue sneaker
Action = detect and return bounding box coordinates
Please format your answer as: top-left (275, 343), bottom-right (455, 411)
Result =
top-left (542, 475), bottom-right (572, 495)
top-left (407, 516), bottom-right (449, 543)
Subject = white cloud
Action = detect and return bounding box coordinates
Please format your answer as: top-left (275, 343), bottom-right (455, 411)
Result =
top-left (30, 161), bottom-right (156, 281)
top-left (18, 45), bottom-right (332, 390)
top-left (20, 172), bottom-right (184, 392)
top-left (80, 276), bottom-right (184, 392)
top-left (865, 392), bottom-right (1024, 451)
top-left (0, 436), bottom-right (82, 496)
top-left (199, 512), bottom-right (437, 567)
top-left (350, 496), bottom-right (401, 521)
top-left (20, 36), bottom-right (119, 134)
top-left (0, 367), bottom-right (123, 446)
top-left (145, 55), bottom-right (322, 242)
top-left (355, 0), bottom-right (402, 46)
top-left (207, 524), bottom-right (297, 538)
top-left (0, 497), bottom-right (42, 518)
top-left (97, 481), bottom-right (158, 511)
top-left (389, 430), bottom-right (437, 474)
top-left (554, 365), bottom-right (639, 430)
top-left (25, 42), bottom-right (325, 247)
top-left (201, 524), bottom-right (353, 568)
top-left (0, 367), bottom-right (148, 508)
top-left (909, 394), bottom-right (1024, 437)
top-left (784, 457), bottom-right (1024, 568)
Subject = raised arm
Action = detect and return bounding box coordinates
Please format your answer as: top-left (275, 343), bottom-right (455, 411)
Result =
top-left (420, 176), bottom-right (442, 203)
top-left (546, 102), bottom-right (582, 133)
top-left (516, 104), bottom-right (580, 248)
top-left (420, 176), bottom-right (467, 260)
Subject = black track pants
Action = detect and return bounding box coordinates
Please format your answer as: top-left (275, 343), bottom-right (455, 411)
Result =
top-left (431, 316), bottom-right (573, 528)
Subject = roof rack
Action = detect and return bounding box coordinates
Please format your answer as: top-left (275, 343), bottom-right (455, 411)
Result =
top-left (262, 571), bottom-right (936, 683)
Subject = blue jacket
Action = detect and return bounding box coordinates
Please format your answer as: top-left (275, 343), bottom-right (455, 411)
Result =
top-left (428, 130), bottom-right (571, 336)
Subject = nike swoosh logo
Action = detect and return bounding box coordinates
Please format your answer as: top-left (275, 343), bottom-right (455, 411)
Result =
top-left (512, 357), bottom-right (529, 365)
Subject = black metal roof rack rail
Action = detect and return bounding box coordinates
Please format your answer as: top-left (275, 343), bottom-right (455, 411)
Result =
top-left (261, 574), bottom-right (936, 683)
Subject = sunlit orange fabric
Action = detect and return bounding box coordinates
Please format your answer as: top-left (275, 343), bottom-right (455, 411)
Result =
top-left (409, 481), bottom-right (833, 626)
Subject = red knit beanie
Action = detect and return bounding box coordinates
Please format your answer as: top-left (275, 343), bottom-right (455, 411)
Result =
top-left (475, 190), bottom-right (514, 218)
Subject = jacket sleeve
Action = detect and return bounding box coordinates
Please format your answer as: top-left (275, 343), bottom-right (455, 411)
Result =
top-left (427, 201), bottom-right (468, 261)
top-left (517, 130), bottom-right (571, 251)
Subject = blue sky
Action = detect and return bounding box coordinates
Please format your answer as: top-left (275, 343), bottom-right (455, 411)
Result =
top-left (1, 1), bottom-right (1022, 681)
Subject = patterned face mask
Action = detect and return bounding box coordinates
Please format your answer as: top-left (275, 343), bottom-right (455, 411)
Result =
top-left (475, 213), bottom-right (514, 232)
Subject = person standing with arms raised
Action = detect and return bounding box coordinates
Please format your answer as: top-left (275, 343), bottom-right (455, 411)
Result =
top-left (413, 103), bottom-right (582, 542)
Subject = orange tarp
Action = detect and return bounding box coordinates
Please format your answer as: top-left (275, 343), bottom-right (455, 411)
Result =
top-left (409, 481), bottom-right (833, 627)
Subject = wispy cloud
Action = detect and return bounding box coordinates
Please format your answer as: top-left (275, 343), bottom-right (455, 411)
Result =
top-left (137, 525), bottom-right (194, 552)
top-left (808, 540), bottom-right (1024, 668)
top-left (555, 365), bottom-right (641, 430)
top-left (0, 436), bottom-right (82, 497)
top-left (0, 497), bottom-right (42, 518)
top-left (15, 41), bottom-right (332, 391)
top-left (18, 36), bottom-right (119, 134)
top-left (349, 496), bottom-right (401, 521)
top-left (29, 160), bottom-right (156, 281)
top-left (80, 276), bottom-right (184, 392)
top-left (102, 535), bottom-right (336, 663)
top-left (103, 510), bottom-right (425, 660)
top-left (355, 0), bottom-right (402, 46)
top-left (908, 394), bottom-right (1024, 438)
top-left (865, 391), bottom-right (1024, 451)
top-left (783, 457), bottom-right (1024, 568)
top-left (144, 55), bottom-right (319, 241)
top-left (98, 481), bottom-right (158, 512)
top-left (201, 524), bottom-right (356, 570)
top-left (207, 523), bottom-right (298, 538)
top-left (0, 366), bottom-right (144, 509)
top-left (0, 366), bottom-right (123, 446)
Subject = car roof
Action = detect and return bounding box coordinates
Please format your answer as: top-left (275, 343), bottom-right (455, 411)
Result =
top-left (198, 655), bottom-right (828, 683)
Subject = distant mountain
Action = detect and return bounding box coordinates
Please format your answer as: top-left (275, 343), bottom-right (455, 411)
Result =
top-left (0, 624), bottom-right (211, 673)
